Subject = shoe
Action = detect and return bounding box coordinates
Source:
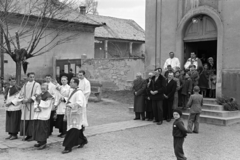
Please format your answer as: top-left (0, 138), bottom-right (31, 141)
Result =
top-left (9, 136), bottom-right (18, 140)
top-left (133, 118), bottom-right (140, 120)
top-left (166, 119), bottom-right (171, 122)
top-left (193, 131), bottom-right (198, 134)
top-left (148, 119), bottom-right (153, 121)
top-left (27, 137), bottom-right (33, 142)
top-left (153, 120), bottom-right (158, 123)
top-left (34, 144), bottom-right (41, 147)
top-left (57, 134), bottom-right (63, 137)
top-left (187, 130), bottom-right (192, 134)
top-left (142, 118), bottom-right (145, 121)
top-left (62, 149), bottom-right (72, 154)
top-left (157, 121), bottom-right (162, 125)
top-left (37, 144), bottom-right (46, 150)
top-left (5, 135), bottom-right (12, 140)
top-left (60, 134), bottom-right (66, 138)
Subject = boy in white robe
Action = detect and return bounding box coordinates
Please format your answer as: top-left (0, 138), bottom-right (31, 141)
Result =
top-left (62, 78), bottom-right (88, 154)
top-left (4, 77), bottom-right (22, 140)
top-left (54, 76), bottom-right (70, 138)
top-left (32, 83), bottom-right (53, 150)
top-left (45, 75), bottom-right (57, 135)
top-left (19, 72), bottom-right (41, 141)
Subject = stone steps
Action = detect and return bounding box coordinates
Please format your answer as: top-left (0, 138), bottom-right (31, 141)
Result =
top-left (182, 113), bottom-right (240, 126)
top-left (128, 98), bottom-right (240, 126)
top-left (184, 108), bottom-right (240, 117)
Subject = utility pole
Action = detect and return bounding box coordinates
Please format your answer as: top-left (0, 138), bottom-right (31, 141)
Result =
top-left (0, 28), bottom-right (4, 91)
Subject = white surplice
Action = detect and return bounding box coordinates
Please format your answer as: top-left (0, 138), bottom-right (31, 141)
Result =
top-left (163, 57), bottom-right (181, 71)
top-left (20, 81), bottom-right (41, 120)
top-left (54, 84), bottom-right (71, 115)
top-left (66, 89), bottom-right (88, 131)
top-left (78, 78), bottom-right (91, 103)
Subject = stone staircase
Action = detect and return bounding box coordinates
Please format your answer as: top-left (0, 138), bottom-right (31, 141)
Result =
top-left (181, 98), bottom-right (240, 126)
top-left (128, 98), bottom-right (240, 126)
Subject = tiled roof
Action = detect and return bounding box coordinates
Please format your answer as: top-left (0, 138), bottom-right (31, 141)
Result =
top-left (2, 0), bottom-right (101, 26)
top-left (87, 14), bottom-right (145, 42)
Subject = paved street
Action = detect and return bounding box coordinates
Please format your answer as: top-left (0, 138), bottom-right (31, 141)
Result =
top-left (0, 95), bottom-right (240, 160)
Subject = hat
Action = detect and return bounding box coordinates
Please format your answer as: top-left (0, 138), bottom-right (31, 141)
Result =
top-left (173, 109), bottom-right (182, 117)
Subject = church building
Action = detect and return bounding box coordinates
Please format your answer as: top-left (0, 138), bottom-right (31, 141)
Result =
top-left (145, 0), bottom-right (240, 101)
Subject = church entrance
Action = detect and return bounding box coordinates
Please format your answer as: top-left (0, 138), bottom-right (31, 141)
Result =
top-left (183, 15), bottom-right (218, 98)
top-left (184, 40), bottom-right (217, 66)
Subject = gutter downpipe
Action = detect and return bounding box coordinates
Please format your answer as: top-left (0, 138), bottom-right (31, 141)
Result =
top-left (155, 0), bottom-right (162, 69)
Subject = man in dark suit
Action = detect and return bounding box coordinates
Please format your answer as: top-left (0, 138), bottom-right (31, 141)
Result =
top-left (163, 72), bottom-right (177, 122)
top-left (150, 68), bottom-right (166, 125)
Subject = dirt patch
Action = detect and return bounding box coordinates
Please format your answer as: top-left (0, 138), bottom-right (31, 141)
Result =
top-left (102, 90), bottom-right (134, 105)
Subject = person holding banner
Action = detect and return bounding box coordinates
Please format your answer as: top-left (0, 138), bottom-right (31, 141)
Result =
top-left (62, 78), bottom-right (88, 154)
top-left (20, 72), bottom-right (41, 141)
top-left (4, 77), bottom-right (22, 140)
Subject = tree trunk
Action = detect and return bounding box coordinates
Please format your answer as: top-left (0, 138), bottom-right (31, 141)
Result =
top-left (16, 61), bottom-right (22, 85)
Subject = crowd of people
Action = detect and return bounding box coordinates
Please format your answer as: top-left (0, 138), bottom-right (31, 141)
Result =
top-left (132, 51), bottom-right (216, 124)
top-left (3, 70), bottom-right (91, 154)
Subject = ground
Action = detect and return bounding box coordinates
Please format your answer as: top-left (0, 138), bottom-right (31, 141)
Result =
top-left (0, 92), bottom-right (240, 160)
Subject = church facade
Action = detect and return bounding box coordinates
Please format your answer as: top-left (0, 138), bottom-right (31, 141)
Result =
top-left (145, 0), bottom-right (240, 101)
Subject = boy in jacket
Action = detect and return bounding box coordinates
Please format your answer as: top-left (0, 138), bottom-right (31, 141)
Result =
top-left (173, 109), bottom-right (188, 160)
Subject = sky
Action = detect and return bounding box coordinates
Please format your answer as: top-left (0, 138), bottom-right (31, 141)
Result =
top-left (96, 0), bottom-right (145, 29)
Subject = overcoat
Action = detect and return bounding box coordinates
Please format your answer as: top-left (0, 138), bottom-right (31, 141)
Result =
top-left (132, 78), bottom-right (146, 112)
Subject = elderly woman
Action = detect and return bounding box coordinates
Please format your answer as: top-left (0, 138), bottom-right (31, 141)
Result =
top-left (172, 71), bottom-right (181, 109)
top-left (133, 73), bottom-right (147, 120)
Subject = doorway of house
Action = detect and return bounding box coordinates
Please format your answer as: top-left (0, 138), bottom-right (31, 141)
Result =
top-left (184, 40), bottom-right (217, 98)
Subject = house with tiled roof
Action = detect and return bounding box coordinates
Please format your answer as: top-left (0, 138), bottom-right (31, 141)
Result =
top-left (86, 13), bottom-right (145, 58)
top-left (1, 0), bottom-right (102, 79)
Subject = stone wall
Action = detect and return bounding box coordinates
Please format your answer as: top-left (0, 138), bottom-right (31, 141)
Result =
top-left (81, 58), bottom-right (145, 90)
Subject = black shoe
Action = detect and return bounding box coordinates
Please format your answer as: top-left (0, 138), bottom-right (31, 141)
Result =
top-left (62, 149), bottom-right (72, 154)
top-left (157, 121), bottom-right (162, 125)
top-left (26, 137), bottom-right (33, 142)
top-left (153, 120), bottom-right (158, 123)
top-left (166, 119), bottom-right (171, 122)
top-left (57, 134), bottom-right (63, 137)
top-left (148, 119), bottom-right (153, 121)
top-left (37, 144), bottom-right (46, 150)
top-left (60, 134), bottom-right (66, 138)
top-left (34, 144), bottom-right (41, 147)
top-left (193, 131), bottom-right (199, 134)
top-left (9, 136), bottom-right (18, 140)
top-left (133, 118), bottom-right (140, 120)
top-left (142, 118), bottom-right (145, 121)
top-left (5, 135), bottom-right (12, 140)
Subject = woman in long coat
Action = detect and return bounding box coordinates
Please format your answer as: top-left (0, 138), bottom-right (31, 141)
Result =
top-left (133, 73), bottom-right (147, 120)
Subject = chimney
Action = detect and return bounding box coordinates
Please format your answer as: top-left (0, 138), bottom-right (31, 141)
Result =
top-left (80, 6), bottom-right (86, 15)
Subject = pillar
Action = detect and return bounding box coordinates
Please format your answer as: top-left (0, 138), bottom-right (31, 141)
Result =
top-left (129, 42), bottom-right (133, 56)
top-left (104, 40), bottom-right (108, 58)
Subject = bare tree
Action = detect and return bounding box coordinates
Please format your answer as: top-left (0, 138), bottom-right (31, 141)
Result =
top-left (80, 0), bottom-right (98, 15)
top-left (0, 0), bottom-right (83, 84)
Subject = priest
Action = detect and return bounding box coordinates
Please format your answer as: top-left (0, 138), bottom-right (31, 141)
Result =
top-left (4, 77), bottom-right (22, 140)
top-left (62, 77), bottom-right (88, 154)
top-left (32, 83), bottom-right (54, 150)
top-left (20, 72), bottom-right (41, 141)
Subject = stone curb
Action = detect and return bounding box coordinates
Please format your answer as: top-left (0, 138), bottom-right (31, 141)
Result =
top-left (0, 120), bottom-right (154, 151)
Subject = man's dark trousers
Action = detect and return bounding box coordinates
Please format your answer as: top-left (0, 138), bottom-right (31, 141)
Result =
top-left (174, 137), bottom-right (187, 160)
top-left (152, 100), bottom-right (163, 122)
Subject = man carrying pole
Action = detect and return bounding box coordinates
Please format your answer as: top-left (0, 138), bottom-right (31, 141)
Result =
top-left (20, 72), bottom-right (41, 141)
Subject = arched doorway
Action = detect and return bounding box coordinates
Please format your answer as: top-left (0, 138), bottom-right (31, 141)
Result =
top-left (176, 6), bottom-right (223, 97)
top-left (184, 15), bottom-right (217, 63)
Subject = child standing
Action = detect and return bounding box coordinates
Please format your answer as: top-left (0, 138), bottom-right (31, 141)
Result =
top-left (181, 73), bottom-right (192, 110)
top-left (187, 86), bottom-right (203, 133)
top-left (188, 65), bottom-right (199, 87)
top-left (173, 109), bottom-right (188, 160)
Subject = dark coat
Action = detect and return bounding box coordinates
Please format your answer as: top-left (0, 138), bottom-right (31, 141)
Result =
top-left (150, 75), bottom-right (166, 101)
top-left (133, 78), bottom-right (147, 112)
top-left (164, 79), bottom-right (177, 100)
top-left (145, 78), bottom-right (152, 99)
top-left (181, 78), bottom-right (192, 96)
top-left (172, 118), bottom-right (188, 138)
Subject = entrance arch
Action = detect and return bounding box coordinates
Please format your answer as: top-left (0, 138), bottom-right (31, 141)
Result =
top-left (176, 6), bottom-right (223, 97)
